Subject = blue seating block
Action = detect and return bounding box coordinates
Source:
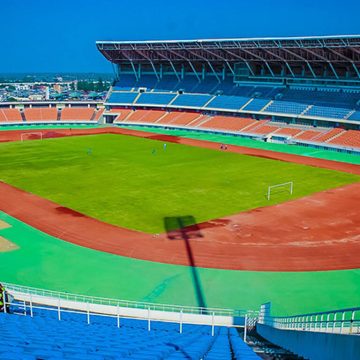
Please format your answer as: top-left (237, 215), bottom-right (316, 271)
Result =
top-left (136, 92), bottom-right (176, 106)
top-left (107, 92), bottom-right (138, 104)
top-left (206, 95), bottom-right (249, 110)
top-left (305, 105), bottom-right (351, 119)
top-left (345, 110), bottom-right (360, 121)
top-left (242, 98), bottom-right (270, 112)
top-left (171, 94), bottom-right (213, 107)
top-left (266, 101), bottom-right (308, 115)
top-left (0, 309), bottom-right (260, 360)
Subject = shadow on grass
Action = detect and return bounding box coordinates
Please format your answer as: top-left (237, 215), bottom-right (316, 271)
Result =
top-left (163, 216), bottom-right (207, 310)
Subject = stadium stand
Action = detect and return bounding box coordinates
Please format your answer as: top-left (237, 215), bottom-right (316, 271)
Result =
top-left (240, 120), bottom-right (268, 133)
top-left (242, 99), bottom-right (271, 112)
top-left (265, 101), bottom-right (308, 115)
top-left (105, 85), bottom-right (360, 127)
top-left (249, 124), bottom-right (280, 135)
top-left (200, 116), bottom-right (256, 132)
top-left (327, 130), bottom-right (360, 148)
top-left (348, 111), bottom-right (360, 121)
top-left (293, 130), bottom-right (323, 141)
top-left (111, 109), bottom-right (134, 123)
top-left (157, 111), bottom-right (202, 126)
top-left (135, 92), bottom-right (176, 106)
top-left (101, 36), bottom-right (360, 131)
top-left (117, 108), bottom-right (360, 148)
top-left (93, 108), bottom-right (104, 122)
top-left (0, 309), bottom-right (260, 360)
top-left (171, 94), bottom-right (213, 108)
top-left (61, 107), bottom-right (96, 121)
top-left (0, 108), bottom-right (22, 122)
top-left (126, 109), bottom-right (166, 123)
top-left (23, 107), bottom-right (58, 122)
top-left (311, 128), bottom-right (345, 143)
top-left (206, 96), bottom-right (250, 110)
top-left (108, 92), bottom-right (138, 104)
top-left (280, 87), bottom-right (360, 108)
top-left (273, 127), bottom-right (303, 137)
top-left (304, 105), bottom-right (352, 119)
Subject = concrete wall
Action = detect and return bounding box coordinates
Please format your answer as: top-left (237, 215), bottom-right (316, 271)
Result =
top-left (257, 323), bottom-right (360, 360)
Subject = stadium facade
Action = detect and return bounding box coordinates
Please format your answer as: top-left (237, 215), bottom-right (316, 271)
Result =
top-left (97, 35), bottom-right (360, 131)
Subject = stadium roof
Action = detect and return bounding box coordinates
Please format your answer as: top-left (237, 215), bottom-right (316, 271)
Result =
top-left (97, 35), bottom-right (360, 80)
top-left (96, 34), bottom-right (360, 45)
top-left (97, 35), bottom-right (360, 61)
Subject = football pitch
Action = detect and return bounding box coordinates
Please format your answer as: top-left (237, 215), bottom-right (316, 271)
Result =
top-left (0, 133), bottom-right (358, 233)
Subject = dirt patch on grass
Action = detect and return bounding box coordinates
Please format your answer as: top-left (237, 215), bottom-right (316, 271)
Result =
top-left (0, 220), bottom-right (11, 230)
top-left (0, 236), bottom-right (19, 252)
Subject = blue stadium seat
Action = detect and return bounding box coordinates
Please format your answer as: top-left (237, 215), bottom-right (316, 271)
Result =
top-left (113, 75), bottom-right (137, 91)
top-left (136, 92), bottom-right (176, 106)
top-left (265, 101), bottom-right (308, 115)
top-left (280, 87), bottom-right (360, 108)
top-left (347, 111), bottom-right (360, 121)
top-left (206, 95), bottom-right (250, 110)
top-left (171, 94), bottom-right (213, 107)
top-left (0, 308), bottom-right (260, 360)
top-left (107, 92), bottom-right (138, 104)
top-left (305, 105), bottom-right (352, 119)
top-left (242, 98), bottom-right (270, 112)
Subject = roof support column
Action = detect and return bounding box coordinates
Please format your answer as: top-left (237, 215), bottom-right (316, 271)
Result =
top-left (130, 61), bottom-right (139, 81)
top-left (169, 61), bottom-right (181, 81)
top-left (351, 63), bottom-right (360, 80)
top-left (188, 61), bottom-right (201, 82)
top-left (149, 61), bottom-right (160, 81)
top-left (306, 61), bottom-right (317, 78)
top-left (328, 62), bottom-right (339, 80)
top-left (207, 61), bottom-right (220, 82)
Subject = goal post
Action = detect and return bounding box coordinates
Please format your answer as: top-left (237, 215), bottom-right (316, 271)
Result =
top-left (267, 181), bottom-right (293, 200)
top-left (20, 132), bottom-right (43, 142)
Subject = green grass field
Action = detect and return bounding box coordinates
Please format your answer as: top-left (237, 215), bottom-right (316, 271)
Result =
top-left (0, 133), bottom-right (358, 233)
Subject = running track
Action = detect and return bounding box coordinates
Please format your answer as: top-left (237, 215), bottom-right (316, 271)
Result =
top-left (0, 127), bottom-right (359, 271)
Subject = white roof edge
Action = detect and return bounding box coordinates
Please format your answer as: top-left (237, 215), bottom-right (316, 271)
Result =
top-left (96, 34), bottom-right (360, 45)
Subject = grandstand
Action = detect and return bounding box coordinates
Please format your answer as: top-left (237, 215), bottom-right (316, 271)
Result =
top-left (23, 107), bottom-right (58, 122)
top-left (0, 36), bottom-right (359, 152)
top-left (96, 35), bottom-right (360, 153)
top-left (1, 310), bottom-right (258, 360)
top-left (0, 108), bottom-right (22, 122)
top-left (1, 283), bottom-right (261, 360)
top-left (0, 103), bottom-right (103, 124)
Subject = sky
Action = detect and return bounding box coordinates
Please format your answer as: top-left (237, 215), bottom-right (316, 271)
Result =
top-left (1, 0), bottom-right (360, 73)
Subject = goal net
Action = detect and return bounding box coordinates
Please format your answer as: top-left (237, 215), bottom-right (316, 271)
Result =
top-left (267, 181), bottom-right (293, 200)
top-left (20, 132), bottom-right (43, 142)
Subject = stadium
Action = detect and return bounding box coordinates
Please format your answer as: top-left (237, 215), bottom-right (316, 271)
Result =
top-left (0, 33), bottom-right (360, 359)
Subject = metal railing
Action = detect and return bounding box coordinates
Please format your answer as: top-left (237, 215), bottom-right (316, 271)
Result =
top-left (260, 307), bottom-right (360, 335)
top-left (1, 282), bottom-right (259, 337)
top-left (2, 282), bottom-right (251, 318)
top-left (292, 138), bottom-right (360, 154)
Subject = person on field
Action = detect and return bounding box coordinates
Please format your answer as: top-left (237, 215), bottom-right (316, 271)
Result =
top-left (0, 283), bottom-right (6, 312)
